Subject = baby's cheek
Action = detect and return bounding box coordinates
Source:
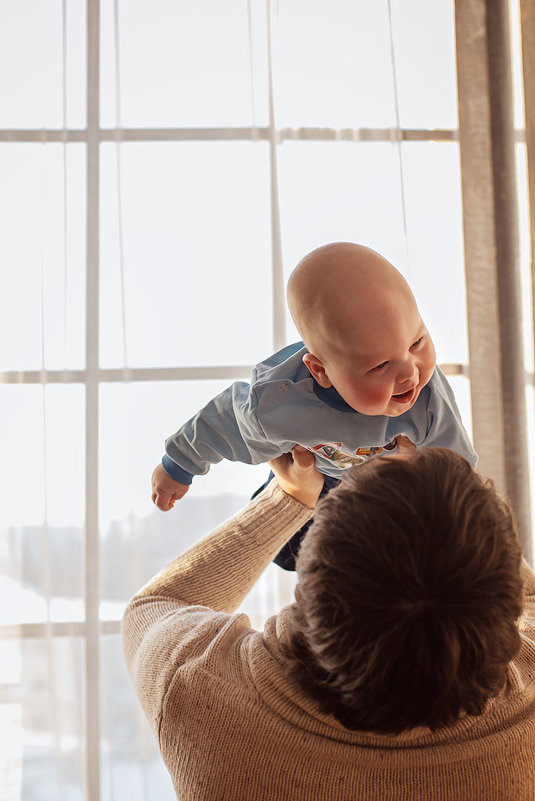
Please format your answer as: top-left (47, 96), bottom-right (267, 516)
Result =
top-left (359, 384), bottom-right (393, 413)
top-left (419, 362), bottom-right (435, 388)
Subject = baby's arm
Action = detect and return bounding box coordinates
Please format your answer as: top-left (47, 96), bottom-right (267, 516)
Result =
top-left (151, 380), bottom-right (284, 511)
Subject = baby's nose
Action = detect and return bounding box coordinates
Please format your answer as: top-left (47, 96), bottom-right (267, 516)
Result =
top-left (398, 360), bottom-right (418, 383)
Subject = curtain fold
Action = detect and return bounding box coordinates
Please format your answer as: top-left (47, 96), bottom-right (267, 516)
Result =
top-left (455, 0), bottom-right (532, 561)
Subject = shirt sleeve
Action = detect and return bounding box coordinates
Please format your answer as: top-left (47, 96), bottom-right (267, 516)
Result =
top-left (423, 368), bottom-right (478, 468)
top-left (164, 380), bottom-right (287, 478)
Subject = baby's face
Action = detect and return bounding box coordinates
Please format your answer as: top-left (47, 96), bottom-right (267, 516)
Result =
top-left (315, 304), bottom-right (436, 417)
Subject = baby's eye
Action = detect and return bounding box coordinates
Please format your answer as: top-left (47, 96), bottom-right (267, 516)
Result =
top-left (410, 337), bottom-right (423, 350)
top-left (372, 361), bottom-right (389, 371)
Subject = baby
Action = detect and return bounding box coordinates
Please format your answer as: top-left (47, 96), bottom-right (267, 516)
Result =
top-left (151, 242), bottom-right (477, 520)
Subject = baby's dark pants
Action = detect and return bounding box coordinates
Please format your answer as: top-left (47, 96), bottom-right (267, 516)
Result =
top-left (251, 472), bottom-right (341, 571)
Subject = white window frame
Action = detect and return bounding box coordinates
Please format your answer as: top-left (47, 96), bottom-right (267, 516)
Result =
top-left (1, 1), bottom-right (526, 799)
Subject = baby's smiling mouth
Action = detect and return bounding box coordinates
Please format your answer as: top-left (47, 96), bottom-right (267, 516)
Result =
top-left (391, 387), bottom-right (416, 404)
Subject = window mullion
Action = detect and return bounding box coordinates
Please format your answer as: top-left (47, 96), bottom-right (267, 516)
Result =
top-left (0, 127), bottom-right (461, 143)
top-left (266, 0), bottom-right (285, 353)
top-left (84, 1), bottom-right (101, 800)
top-left (0, 620), bottom-right (122, 639)
top-left (0, 362), bottom-right (475, 384)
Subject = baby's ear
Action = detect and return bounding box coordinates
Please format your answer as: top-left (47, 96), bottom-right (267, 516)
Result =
top-left (302, 353), bottom-right (332, 388)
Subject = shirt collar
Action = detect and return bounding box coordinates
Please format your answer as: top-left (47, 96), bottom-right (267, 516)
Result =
top-left (312, 381), bottom-right (357, 413)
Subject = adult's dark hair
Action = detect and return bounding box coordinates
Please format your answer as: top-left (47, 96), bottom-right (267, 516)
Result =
top-left (284, 447), bottom-right (523, 733)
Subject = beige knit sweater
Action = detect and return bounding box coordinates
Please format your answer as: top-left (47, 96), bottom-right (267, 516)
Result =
top-left (122, 480), bottom-right (535, 801)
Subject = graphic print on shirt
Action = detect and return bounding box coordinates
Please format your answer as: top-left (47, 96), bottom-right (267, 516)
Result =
top-left (309, 443), bottom-right (367, 468)
top-left (309, 437), bottom-right (407, 468)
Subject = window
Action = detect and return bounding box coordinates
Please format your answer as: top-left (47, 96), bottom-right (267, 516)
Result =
top-left (1, 1), bottom-right (532, 799)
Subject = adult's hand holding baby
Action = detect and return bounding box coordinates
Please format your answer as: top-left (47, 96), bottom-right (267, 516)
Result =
top-left (269, 445), bottom-right (324, 509)
top-left (394, 434), bottom-right (416, 455)
top-left (151, 464), bottom-right (190, 511)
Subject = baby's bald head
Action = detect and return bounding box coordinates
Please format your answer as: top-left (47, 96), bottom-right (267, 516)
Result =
top-left (287, 242), bottom-right (435, 417)
top-left (287, 242), bottom-right (416, 360)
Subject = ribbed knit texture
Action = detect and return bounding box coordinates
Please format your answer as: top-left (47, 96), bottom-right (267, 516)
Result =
top-left (122, 481), bottom-right (535, 800)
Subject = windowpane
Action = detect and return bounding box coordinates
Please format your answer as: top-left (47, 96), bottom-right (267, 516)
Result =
top-left (100, 0), bottom-right (269, 128)
top-left (99, 381), bottom-right (269, 609)
top-left (274, 0), bottom-right (457, 129)
top-left (236, 561), bottom-right (295, 631)
top-left (0, 0), bottom-right (86, 129)
top-left (0, 638), bottom-right (84, 801)
top-left (0, 385), bottom-right (84, 625)
top-left (390, 0), bottom-right (458, 129)
top-left (445, 375), bottom-right (473, 442)
top-left (275, 0), bottom-right (397, 128)
top-left (99, 142), bottom-right (273, 368)
top-left (278, 140), bottom-right (409, 269)
top-left (401, 142), bottom-right (468, 365)
top-left (0, 144), bottom-right (86, 371)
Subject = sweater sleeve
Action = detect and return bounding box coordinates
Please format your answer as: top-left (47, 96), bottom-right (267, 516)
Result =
top-left (121, 481), bottom-right (313, 730)
top-left (164, 380), bottom-right (287, 479)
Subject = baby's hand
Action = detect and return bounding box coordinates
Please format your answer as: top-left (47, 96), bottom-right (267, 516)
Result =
top-left (151, 464), bottom-right (190, 511)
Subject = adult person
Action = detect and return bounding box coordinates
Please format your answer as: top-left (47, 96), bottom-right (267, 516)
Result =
top-left (122, 444), bottom-right (535, 800)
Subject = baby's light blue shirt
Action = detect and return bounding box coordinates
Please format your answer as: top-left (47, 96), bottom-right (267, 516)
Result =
top-left (163, 342), bottom-right (477, 484)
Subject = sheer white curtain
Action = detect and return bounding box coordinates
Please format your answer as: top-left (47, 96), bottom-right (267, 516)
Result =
top-left (1, 1), bottom-right (531, 800)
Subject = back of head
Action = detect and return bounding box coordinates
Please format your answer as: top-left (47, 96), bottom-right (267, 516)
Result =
top-left (285, 448), bottom-right (523, 733)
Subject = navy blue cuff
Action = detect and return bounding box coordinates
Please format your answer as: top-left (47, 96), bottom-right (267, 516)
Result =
top-left (161, 454), bottom-right (194, 485)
